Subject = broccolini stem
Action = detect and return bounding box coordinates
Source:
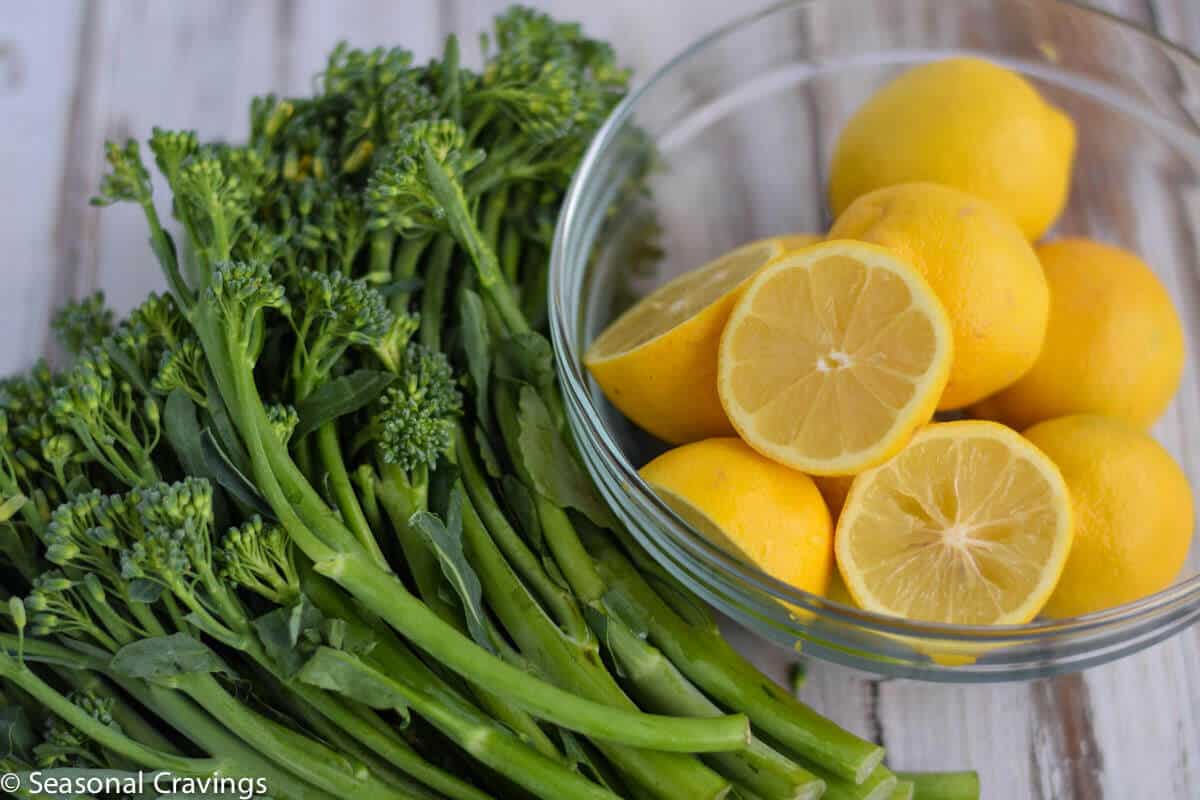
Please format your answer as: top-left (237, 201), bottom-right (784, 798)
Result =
top-left (175, 672), bottom-right (417, 800)
top-left (51, 667), bottom-right (183, 756)
top-left (375, 462), bottom-right (458, 624)
top-left (308, 649), bottom-right (618, 800)
top-left (210, 311), bottom-right (751, 755)
top-left (374, 462), bottom-right (562, 760)
top-left (314, 547), bottom-right (749, 754)
top-left (455, 490), bottom-right (732, 800)
top-left (370, 230), bottom-right (397, 289)
top-left (808, 763), bottom-right (896, 800)
top-left (419, 235), bottom-right (457, 351)
top-left (603, 620), bottom-right (825, 800)
top-left (454, 425), bottom-right (587, 638)
top-left (894, 771), bottom-right (980, 800)
top-left (420, 149), bottom-right (528, 336)
top-left (585, 531), bottom-right (885, 784)
top-left (390, 234), bottom-right (433, 313)
top-left (106, 673), bottom-right (339, 800)
top-left (316, 421), bottom-right (388, 567)
top-left (0, 653), bottom-right (223, 777)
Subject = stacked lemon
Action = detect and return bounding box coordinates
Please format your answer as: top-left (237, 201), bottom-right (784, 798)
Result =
top-left (586, 58), bottom-right (1193, 627)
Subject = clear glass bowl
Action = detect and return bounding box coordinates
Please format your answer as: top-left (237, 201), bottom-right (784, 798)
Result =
top-left (550, 0), bottom-right (1200, 681)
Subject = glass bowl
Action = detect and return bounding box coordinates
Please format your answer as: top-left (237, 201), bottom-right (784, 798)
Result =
top-left (550, 0), bottom-right (1200, 681)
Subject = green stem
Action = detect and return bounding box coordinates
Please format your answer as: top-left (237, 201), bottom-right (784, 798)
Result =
top-left (309, 649), bottom-right (616, 800)
top-left (210, 318), bottom-right (750, 755)
top-left (894, 771), bottom-right (980, 800)
top-left (390, 234), bottom-right (432, 313)
top-left (808, 763), bottom-right (896, 800)
top-left (51, 668), bottom-right (181, 756)
top-left (108, 674), bottom-right (337, 800)
top-left (454, 425), bottom-right (585, 637)
top-left (374, 466), bottom-right (561, 761)
top-left (456, 491), bottom-right (731, 800)
top-left (890, 780), bottom-right (915, 800)
top-left (604, 620), bottom-right (823, 800)
top-left (316, 421), bottom-right (387, 567)
top-left (0, 654), bottom-right (220, 777)
top-left (421, 150), bottom-right (527, 336)
top-left (586, 531), bottom-right (884, 783)
top-left (177, 672), bottom-right (415, 800)
top-left (419, 235), bottom-right (456, 351)
top-left (313, 547), bottom-right (749, 753)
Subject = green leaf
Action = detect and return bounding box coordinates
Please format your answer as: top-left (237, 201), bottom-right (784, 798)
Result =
top-left (500, 475), bottom-right (543, 552)
top-left (0, 494), bottom-right (27, 523)
top-left (557, 729), bottom-right (619, 792)
top-left (294, 369), bottom-right (396, 440)
top-left (198, 428), bottom-right (274, 518)
top-left (512, 385), bottom-right (613, 528)
top-left (204, 372), bottom-right (253, 475)
top-left (409, 490), bottom-right (493, 653)
top-left (296, 647), bottom-right (410, 719)
top-left (126, 579), bottom-right (163, 604)
top-left (497, 331), bottom-right (555, 397)
top-left (459, 290), bottom-right (492, 425)
top-left (0, 706), bottom-right (34, 760)
top-left (162, 390), bottom-right (208, 479)
top-left (252, 598), bottom-right (325, 679)
top-left (475, 425), bottom-right (503, 479)
top-left (109, 634), bottom-right (229, 680)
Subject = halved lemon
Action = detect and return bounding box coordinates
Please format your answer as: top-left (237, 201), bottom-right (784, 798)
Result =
top-left (585, 236), bottom-right (790, 444)
top-left (640, 437), bottom-right (833, 595)
top-left (836, 421), bottom-right (1073, 625)
top-left (717, 240), bottom-right (952, 474)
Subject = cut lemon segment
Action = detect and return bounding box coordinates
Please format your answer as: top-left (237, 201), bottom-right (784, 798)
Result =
top-left (585, 236), bottom-right (787, 444)
top-left (836, 421), bottom-right (1073, 625)
top-left (717, 240), bottom-right (953, 474)
top-left (778, 233), bottom-right (823, 251)
top-left (640, 437), bottom-right (833, 595)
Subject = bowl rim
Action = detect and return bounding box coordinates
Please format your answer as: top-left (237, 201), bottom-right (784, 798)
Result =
top-left (548, 0), bottom-right (1200, 650)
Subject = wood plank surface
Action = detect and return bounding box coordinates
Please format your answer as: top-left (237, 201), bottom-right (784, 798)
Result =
top-left (2, 2), bottom-right (1197, 798)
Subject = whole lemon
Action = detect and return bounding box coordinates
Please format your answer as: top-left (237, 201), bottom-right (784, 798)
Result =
top-left (974, 238), bottom-right (1184, 430)
top-left (1025, 415), bottom-right (1194, 617)
top-left (640, 437), bottom-right (833, 594)
top-left (828, 183), bottom-right (1049, 409)
top-left (829, 57), bottom-right (1076, 241)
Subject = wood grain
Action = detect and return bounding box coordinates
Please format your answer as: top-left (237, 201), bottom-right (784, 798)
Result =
top-left (2, 3), bottom-right (1198, 799)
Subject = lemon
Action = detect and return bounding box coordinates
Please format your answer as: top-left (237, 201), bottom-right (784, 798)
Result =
top-left (585, 237), bottom-right (787, 444)
top-left (836, 421), bottom-right (1073, 625)
top-left (718, 240), bottom-right (953, 475)
top-left (1024, 415), bottom-right (1194, 617)
top-left (640, 437), bottom-right (833, 594)
top-left (974, 238), bottom-right (1185, 430)
top-left (778, 233), bottom-right (823, 251)
top-left (829, 57), bottom-right (1076, 240)
top-left (829, 183), bottom-right (1049, 409)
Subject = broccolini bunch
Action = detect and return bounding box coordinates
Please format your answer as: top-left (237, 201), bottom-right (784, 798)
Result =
top-left (0, 7), bottom-right (979, 800)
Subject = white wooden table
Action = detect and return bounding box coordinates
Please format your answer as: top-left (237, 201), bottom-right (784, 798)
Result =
top-left (2, 2), bottom-right (1197, 798)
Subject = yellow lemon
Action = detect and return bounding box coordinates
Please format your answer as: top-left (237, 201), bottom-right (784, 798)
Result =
top-left (778, 233), bottom-right (823, 251)
top-left (718, 240), bottom-right (952, 475)
top-left (1024, 415), bottom-right (1194, 617)
top-left (585, 237), bottom-right (788, 444)
top-left (836, 421), bottom-right (1073, 625)
top-left (640, 437), bottom-right (833, 594)
top-left (974, 239), bottom-right (1185, 430)
top-left (829, 183), bottom-right (1049, 409)
top-left (829, 57), bottom-right (1076, 240)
